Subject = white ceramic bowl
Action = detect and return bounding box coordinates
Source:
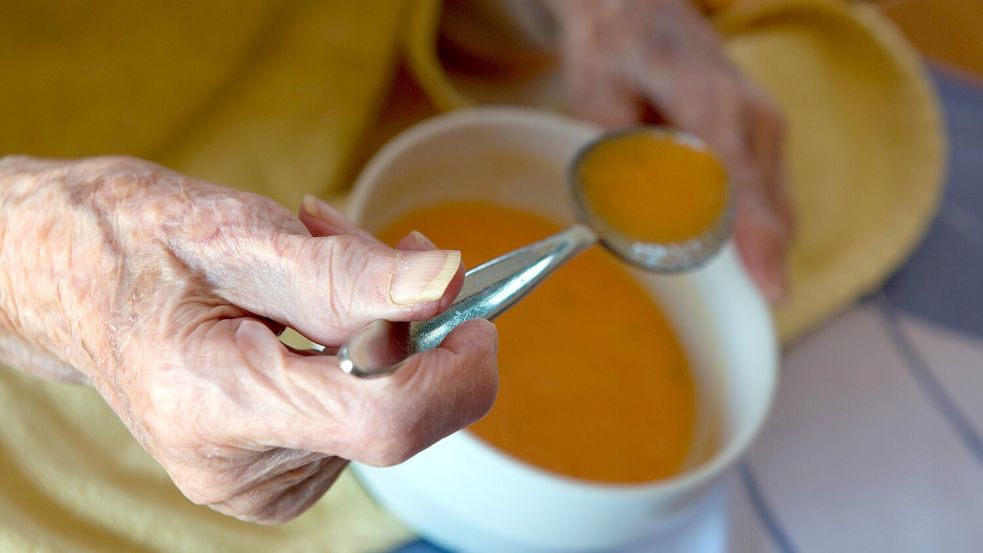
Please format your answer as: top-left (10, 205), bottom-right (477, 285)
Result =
top-left (349, 107), bottom-right (777, 553)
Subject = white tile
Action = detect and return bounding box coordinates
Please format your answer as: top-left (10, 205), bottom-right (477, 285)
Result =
top-left (897, 313), bottom-right (983, 430)
top-left (739, 303), bottom-right (983, 552)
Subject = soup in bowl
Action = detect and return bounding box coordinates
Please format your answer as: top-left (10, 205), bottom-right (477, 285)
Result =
top-left (349, 107), bottom-right (777, 553)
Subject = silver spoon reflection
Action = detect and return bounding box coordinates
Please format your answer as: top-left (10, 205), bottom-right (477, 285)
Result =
top-left (333, 128), bottom-right (732, 378)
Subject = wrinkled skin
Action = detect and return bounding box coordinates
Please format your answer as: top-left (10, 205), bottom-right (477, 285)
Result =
top-left (547, 0), bottom-right (794, 300)
top-left (0, 156), bottom-right (498, 523)
top-left (0, 0), bottom-right (792, 526)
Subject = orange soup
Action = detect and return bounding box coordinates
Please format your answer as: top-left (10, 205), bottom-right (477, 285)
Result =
top-left (379, 202), bottom-right (699, 483)
top-left (578, 132), bottom-right (728, 243)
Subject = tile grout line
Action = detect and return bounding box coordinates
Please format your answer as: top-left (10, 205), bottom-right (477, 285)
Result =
top-left (738, 462), bottom-right (800, 553)
top-left (876, 292), bottom-right (983, 464)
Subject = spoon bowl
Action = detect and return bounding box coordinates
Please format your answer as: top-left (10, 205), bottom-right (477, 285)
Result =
top-left (570, 127), bottom-right (733, 272)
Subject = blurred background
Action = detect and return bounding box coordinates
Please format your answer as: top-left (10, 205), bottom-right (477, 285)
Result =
top-left (404, 0), bottom-right (983, 543)
top-left (0, 0), bottom-right (981, 552)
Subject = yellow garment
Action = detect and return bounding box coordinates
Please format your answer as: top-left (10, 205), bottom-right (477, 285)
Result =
top-left (0, 0), bottom-right (406, 210)
top-left (0, 0), bottom-right (943, 551)
top-left (1, 2), bottom-right (415, 551)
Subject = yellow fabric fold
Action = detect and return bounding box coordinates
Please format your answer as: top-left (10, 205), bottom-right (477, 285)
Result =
top-left (0, 366), bottom-right (411, 552)
top-left (0, 2), bottom-right (414, 551)
top-left (159, 0), bottom-right (408, 209)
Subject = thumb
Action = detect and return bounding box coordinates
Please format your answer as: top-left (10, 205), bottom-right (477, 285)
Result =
top-left (200, 230), bottom-right (463, 347)
top-left (284, 233), bottom-right (462, 345)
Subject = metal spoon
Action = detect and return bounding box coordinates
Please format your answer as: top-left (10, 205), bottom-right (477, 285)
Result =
top-left (335, 127), bottom-right (732, 378)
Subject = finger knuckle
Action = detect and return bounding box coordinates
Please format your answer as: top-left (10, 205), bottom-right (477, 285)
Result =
top-left (174, 474), bottom-right (227, 507)
top-left (135, 362), bottom-right (223, 460)
top-left (160, 448), bottom-right (241, 507)
top-left (313, 237), bottom-right (356, 325)
top-left (745, 92), bottom-right (786, 131)
top-left (759, 106), bottom-right (786, 136)
top-left (473, 346), bottom-right (499, 420)
top-left (360, 416), bottom-right (428, 467)
top-left (319, 235), bottom-right (380, 325)
top-left (83, 155), bottom-right (164, 181)
top-left (229, 192), bottom-right (304, 236)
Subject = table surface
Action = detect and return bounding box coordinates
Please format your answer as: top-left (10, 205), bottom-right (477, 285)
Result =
top-left (393, 66), bottom-right (983, 553)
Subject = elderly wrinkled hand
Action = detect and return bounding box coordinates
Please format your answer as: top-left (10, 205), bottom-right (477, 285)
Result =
top-left (0, 156), bottom-right (498, 523)
top-left (548, 0), bottom-right (794, 301)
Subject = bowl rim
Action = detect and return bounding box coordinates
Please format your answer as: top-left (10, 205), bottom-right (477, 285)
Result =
top-left (348, 106), bottom-right (778, 497)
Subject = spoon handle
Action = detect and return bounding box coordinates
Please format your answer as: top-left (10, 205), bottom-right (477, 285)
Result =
top-left (337, 224), bottom-right (597, 378)
top-left (412, 223), bottom-right (597, 351)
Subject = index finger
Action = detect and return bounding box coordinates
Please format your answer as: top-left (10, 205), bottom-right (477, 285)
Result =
top-left (226, 317), bottom-right (498, 464)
